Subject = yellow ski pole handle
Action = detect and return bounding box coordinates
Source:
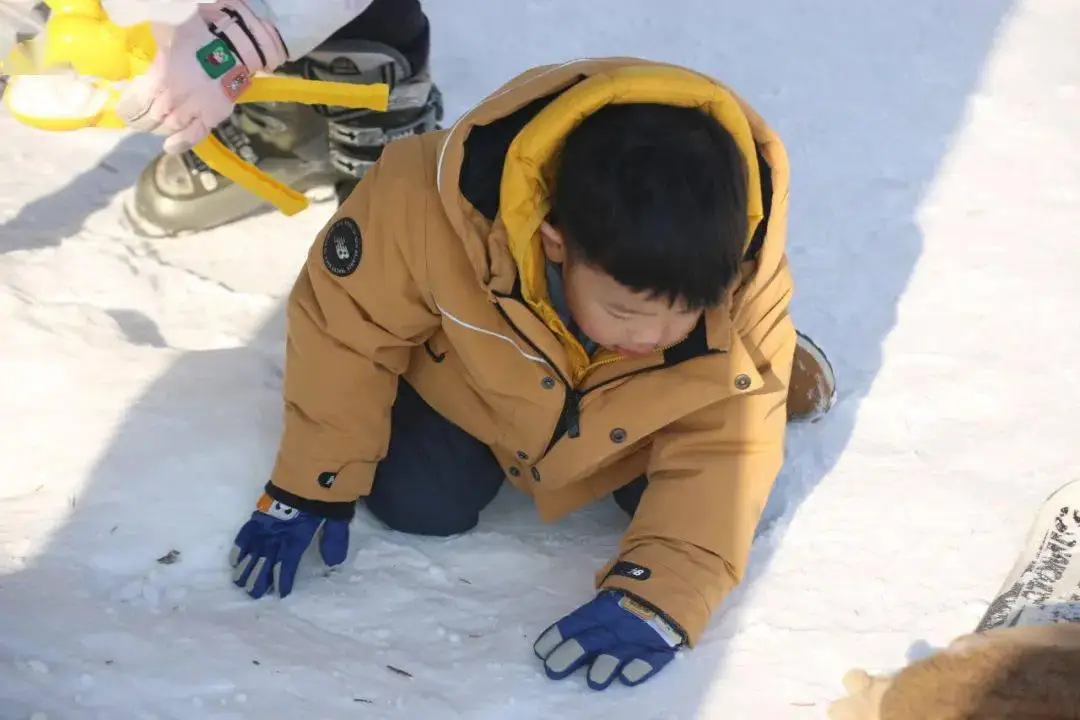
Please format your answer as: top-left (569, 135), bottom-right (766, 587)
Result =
top-left (190, 78), bottom-right (389, 216)
top-left (239, 75), bottom-right (390, 108)
top-left (191, 134), bottom-right (309, 215)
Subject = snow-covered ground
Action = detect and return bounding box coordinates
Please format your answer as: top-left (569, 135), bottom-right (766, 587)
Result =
top-left (2, 0), bottom-right (1079, 717)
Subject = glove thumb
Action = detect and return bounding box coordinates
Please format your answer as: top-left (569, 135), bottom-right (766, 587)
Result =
top-left (318, 519), bottom-right (350, 567)
top-left (114, 68), bottom-right (161, 126)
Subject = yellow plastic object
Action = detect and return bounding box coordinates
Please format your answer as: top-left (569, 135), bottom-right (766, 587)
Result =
top-left (240, 75), bottom-right (390, 108)
top-left (39, 0), bottom-right (156, 80)
top-left (194, 133), bottom-right (309, 215)
top-left (1, 0), bottom-right (390, 216)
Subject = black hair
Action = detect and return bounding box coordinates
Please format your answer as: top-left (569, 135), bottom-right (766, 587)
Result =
top-left (550, 103), bottom-right (749, 310)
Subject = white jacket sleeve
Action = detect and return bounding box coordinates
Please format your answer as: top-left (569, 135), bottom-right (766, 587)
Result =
top-left (244, 0), bottom-right (376, 59)
top-left (100, 0), bottom-right (373, 61)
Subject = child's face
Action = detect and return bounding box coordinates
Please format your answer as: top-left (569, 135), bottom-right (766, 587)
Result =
top-left (561, 259), bottom-right (702, 357)
top-left (539, 220), bottom-right (703, 357)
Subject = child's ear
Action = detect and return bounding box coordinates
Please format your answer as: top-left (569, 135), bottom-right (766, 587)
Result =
top-left (540, 221), bottom-right (567, 263)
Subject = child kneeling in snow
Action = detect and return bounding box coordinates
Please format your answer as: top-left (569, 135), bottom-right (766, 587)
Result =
top-left (228, 57), bottom-right (837, 690)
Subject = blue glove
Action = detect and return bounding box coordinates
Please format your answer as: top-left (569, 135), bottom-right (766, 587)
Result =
top-left (229, 493), bottom-right (350, 599)
top-left (534, 590), bottom-right (685, 690)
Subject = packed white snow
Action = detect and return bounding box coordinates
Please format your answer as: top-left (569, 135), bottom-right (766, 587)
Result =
top-left (2, 0), bottom-right (1079, 717)
top-left (4, 74), bottom-right (111, 123)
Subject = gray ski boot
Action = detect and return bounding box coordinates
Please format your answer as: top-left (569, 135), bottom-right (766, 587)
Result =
top-left (306, 39), bottom-right (444, 205)
top-left (123, 39), bottom-right (443, 237)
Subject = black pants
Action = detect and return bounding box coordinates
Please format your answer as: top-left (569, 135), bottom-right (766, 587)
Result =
top-left (302, 0), bottom-right (433, 206)
top-left (325, 0), bottom-right (430, 71)
top-left (365, 381), bottom-right (645, 536)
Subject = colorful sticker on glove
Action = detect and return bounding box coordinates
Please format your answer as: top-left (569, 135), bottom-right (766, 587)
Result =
top-left (256, 493), bottom-right (300, 521)
top-left (618, 595), bottom-right (656, 622)
top-left (618, 596), bottom-right (683, 648)
top-left (196, 38), bottom-right (238, 80)
top-left (220, 65), bottom-right (251, 101)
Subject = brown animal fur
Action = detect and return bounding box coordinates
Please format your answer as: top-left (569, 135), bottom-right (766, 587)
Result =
top-left (879, 641), bottom-right (1080, 719)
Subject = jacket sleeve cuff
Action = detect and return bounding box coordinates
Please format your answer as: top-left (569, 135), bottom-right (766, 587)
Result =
top-left (269, 453), bottom-right (376, 507)
top-left (596, 544), bottom-right (735, 647)
top-left (243, 0), bottom-right (375, 59)
top-left (264, 481), bottom-right (355, 521)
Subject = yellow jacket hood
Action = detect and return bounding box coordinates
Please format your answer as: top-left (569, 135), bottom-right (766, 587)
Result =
top-left (434, 57), bottom-right (780, 379)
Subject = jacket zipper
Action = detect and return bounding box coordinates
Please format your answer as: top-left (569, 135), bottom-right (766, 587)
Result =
top-left (492, 301), bottom-right (582, 451)
top-left (564, 389), bottom-right (582, 438)
top-left (568, 333), bottom-right (728, 439)
top-left (493, 299), bottom-right (723, 454)
top-left (580, 327), bottom-right (694, 375)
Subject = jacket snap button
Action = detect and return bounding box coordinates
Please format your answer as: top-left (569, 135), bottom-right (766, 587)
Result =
top-left (531, 467), bottom-right (541, 482)
top-left (734, 373), bottom-right (751, 390)
top-left (609, 428), bottom-right (627, 444)
top-left (516, 450), bottom-right (529, 460)
top-left (508, 466), bottom-right (521, 477)
top-left (541, 376), bottom-right (556, 389)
